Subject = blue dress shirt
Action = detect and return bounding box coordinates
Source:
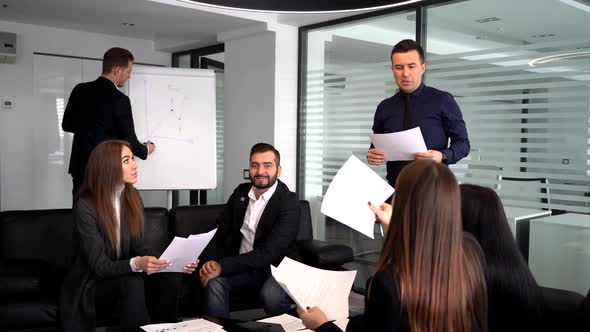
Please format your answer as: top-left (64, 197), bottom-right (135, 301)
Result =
top-left (371, 83), bottom-right (470, 186)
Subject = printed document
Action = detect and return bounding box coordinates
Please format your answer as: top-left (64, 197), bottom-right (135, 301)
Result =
top-left (370, 127), bottom-right (427, 161)
top-left (141, 318), bottom-right (223, 332)
top-left (321, 155), bottom-right (394, 238)
top-left (156, 228), bottom-right (217, 273)
top-left (257, 314), bottom-right (349, 332)
top-left (271, 257), bottom-right (356, 321)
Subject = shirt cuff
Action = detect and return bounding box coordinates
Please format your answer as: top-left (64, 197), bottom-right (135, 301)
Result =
top-left (441, 150), bottom-right (449, 164)
top-left (130, 257), bottom-right (143, 273)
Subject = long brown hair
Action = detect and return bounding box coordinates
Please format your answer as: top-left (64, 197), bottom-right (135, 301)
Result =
top-left (376, 160), bottom-right (487, 332)
top-left (78, 140), bottom-right (144, 251)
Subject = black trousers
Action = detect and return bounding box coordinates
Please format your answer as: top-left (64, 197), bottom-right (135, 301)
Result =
top-left (95, 274), bottom-right (149, 332)
top-left (71, 174), bottom-right (82, 197)
top-left (95, 273), bottom-right (184, 331)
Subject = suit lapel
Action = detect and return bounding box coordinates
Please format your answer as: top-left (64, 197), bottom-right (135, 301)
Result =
top-left (119, 205), bottom-right (131, 258)
top-left (234, 189), bottom-right (250, 231)
top-left (254, 182), bottom-right (282, 243)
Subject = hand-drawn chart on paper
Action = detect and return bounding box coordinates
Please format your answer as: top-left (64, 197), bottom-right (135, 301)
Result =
top-left (128, 67), bottom-right (216, 190)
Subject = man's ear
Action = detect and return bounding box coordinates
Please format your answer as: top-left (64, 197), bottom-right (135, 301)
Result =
top-left (277, 165), bottom-right (282, 177)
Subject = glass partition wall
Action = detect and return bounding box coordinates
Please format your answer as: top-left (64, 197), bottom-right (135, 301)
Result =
top-left (299, 0), bottom-right (590, 292)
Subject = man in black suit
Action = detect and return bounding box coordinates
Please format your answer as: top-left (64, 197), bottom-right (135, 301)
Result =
top-left (199, 143), bottom-right (300, 318)
top-left (62, 47), bottom-right (155, 195)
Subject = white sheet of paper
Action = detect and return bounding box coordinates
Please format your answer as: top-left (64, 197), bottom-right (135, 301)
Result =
top-left (141, 318), bottom-right (223, 332)
top-left (271, 257), bottom-right (356, 321)
top-left (370, 127), bottom-right (427, 161)
top-left (257, 314), bottom-right (307, 331)
top-left (321, 155), bottom-right (394, 238)
top-left (156, 228), bottom-right (217, 273)
top-left (333, 318), bottom-right (349, 331)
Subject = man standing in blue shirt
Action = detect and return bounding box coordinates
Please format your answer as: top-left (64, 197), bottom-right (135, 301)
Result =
top-left (367, 39), bottom-right (470, 187)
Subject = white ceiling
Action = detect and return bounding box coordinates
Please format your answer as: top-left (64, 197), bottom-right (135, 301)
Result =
top-left (318, 0), bottom-right (590, 64)
top-left (0, 0), bottom-right (385, 52)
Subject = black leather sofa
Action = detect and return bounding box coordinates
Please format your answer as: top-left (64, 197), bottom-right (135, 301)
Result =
top-left (0, 201), bottom-right (353, 331)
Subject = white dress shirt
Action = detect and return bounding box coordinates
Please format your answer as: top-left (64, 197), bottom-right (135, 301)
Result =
top-left (239, 181), bottom-right (278, 254)
top-left (113, 185), bottom-right (141, 272)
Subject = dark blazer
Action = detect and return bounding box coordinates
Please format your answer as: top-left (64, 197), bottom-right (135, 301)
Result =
top-left (62, 77), bottom-right (148, 181)
top-left (203, 180), bottom-right (300, 276)
top-left (59, 197), bottom-right (152, 332)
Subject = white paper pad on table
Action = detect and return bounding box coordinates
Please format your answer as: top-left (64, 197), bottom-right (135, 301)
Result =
top-left (156, 228), bottom-right (217, 273)
top-left (257, 314), bottom-right (307, 331)
top-left (271, 257), bottom-right (356, 321)
top-left (141, 318), bottom-right (223, 332)
top-left (257, 314), bottom-right (349, 332)
top-left (321, 155), bottom-right (394, 238)
top-left (370, 127), bottom-right (427, 161)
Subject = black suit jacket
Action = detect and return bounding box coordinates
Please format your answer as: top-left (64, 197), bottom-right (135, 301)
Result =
top-left (203, 180), bottom-right (300, 276)
top-left (62, 76), bottom-right (148, 180)
top-left (59, 197), bottom-right (152, 332)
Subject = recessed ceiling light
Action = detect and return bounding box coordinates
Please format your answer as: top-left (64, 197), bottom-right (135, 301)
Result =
top-left (475, 17), bottom-right (501, 23)
top-left (532, 33), bottom-right (556, 38)
top-left (121, 22), bottom-right (135, 27)
top-left (528, 51), bottom-right (590, 67)
top-left (559, 0), bottom-right (590, 13)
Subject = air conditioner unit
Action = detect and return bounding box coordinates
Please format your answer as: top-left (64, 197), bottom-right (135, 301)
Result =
top-left (0, 32), bottom-right (16, 64)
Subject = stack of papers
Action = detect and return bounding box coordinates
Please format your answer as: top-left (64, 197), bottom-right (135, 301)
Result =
top-left (271, 257), bottom-right (356, 321)
top-left (141, 318), bottom-right (223, 332)
top-left (321, 155), bottom-right (394, 238)
top-left (257, 314), bottom-right (349, 332)
top-left (370, 127), bottom-right (427, 161)
top-left (156, 228), bottom-right (217, 273)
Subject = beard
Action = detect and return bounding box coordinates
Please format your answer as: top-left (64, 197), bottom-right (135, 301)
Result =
top-left (251, 173), bottom-right (278, 189)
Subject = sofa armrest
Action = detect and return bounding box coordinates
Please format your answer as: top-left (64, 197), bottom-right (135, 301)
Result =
top-left (297, 240), bottom-right (353, 270)
top-left (0, 260), bottom-right (43, 301)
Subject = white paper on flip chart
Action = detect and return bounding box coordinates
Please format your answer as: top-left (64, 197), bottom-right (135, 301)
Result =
top-left (271, 257), bottom-right (357, 321)
top-left (370, 127), bottom-right (427, 161)
top-left (141, 318), bottom-right (223, 332)
top-left (156, 228), bottom-right (217, 273)
top-left (321, 155), bottom-right (394, 239)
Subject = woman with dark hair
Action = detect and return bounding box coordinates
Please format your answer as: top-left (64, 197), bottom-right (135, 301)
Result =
top-left (59, 140), bottom-right (198, 332)
top-left (299, 160), bottom-right (488, 332)
top-left (460, 184), bottom-right (545, 331)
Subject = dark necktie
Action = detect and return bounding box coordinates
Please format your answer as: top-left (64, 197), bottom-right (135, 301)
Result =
top-left (403, 93), bottom-right (412, 130)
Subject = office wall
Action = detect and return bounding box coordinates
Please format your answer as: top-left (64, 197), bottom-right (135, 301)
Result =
top-left (0, 19), bottom-right (170, 211)
top-left (221, 26), bottom-right (299, 200)
top-left (272, 24), bottom-right (298, 194)
top-left (223, 31), bottom-right (276, 199)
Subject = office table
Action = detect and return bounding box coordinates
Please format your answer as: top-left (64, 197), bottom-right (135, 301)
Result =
top-left (503, 206), bottom-right (552, 261)
top-left (504, 206), bottom-right (552, 236)
top-left (529, 213), bottom-right (590, 295)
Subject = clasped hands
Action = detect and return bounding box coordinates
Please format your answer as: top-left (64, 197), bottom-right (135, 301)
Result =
top-left (199, 260), bottom-right (222, 287)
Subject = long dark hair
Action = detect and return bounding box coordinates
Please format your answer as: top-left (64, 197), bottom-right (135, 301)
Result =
top-left (78, 140), bottom-right (144, 251)
top-left (460, 184), bottom-right (543, 330)
top-left (376, 160), bottom-right (487, 332)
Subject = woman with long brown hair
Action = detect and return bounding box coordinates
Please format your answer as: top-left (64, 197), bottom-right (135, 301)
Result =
top-left (59, 140), bottom-right (197, 332)
top-left (299, 159), bottom-right (488, 332)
